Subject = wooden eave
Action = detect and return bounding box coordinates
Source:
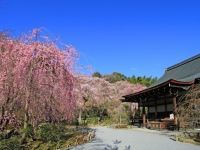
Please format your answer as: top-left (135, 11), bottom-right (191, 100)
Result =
top-left (122, 79), bottom-right (194, 103)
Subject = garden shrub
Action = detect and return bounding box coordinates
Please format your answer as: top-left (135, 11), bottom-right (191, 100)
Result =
top-left (0, 136), bottom-right (22, 150)
top-left (114, 124), bottom-right (128, 128)
top-left (100, 117), bottom-right (113, 125)
top-left (36, 123), bottom-right (67, 142)
top-left (0, 132), bottom-right (4, 140)
top-left (22, 124), bottom-right (34, 139)
top-left (86, 117), bottom-right (99, 125)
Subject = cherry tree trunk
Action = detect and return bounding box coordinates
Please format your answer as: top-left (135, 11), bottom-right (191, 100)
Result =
top-left (78, 109), bottom-right (82, 124)
top-left (21, 98), bottom-right (29, 143)
top-left (1, 106), bottom-right (4, 118)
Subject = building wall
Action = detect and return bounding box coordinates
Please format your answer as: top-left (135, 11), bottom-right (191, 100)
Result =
top-left (149, 104), bottom-right (173, 113)
top-left (147, 97), bottom-right (174, 119)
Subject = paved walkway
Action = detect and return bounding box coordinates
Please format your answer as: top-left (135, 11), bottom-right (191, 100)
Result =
top-left (72, 126), bottom-right (200, 150)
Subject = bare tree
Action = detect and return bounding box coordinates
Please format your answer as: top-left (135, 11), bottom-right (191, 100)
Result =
top-left (177, 83), bottom-right (200, 129)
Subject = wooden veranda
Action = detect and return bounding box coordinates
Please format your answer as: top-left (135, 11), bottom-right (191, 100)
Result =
top-left (122, 54), bottom-right (200, 129)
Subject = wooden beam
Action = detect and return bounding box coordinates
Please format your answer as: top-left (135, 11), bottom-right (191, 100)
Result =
top-left (173, 96), bottom-right (177, 125)
top-left (164, 96), bottom-right (167, 117)
top-left (155, 98), bottom-right (157, 120)
top-left (142, 105), bottom-right (146, 128)
top-left (147, 99), bottom-right (149, 119)
top-left (138, 98), bottom-right (141, 116)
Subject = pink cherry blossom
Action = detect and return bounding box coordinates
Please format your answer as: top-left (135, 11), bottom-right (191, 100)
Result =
top-left (0, 30), bottom-right (77, 126)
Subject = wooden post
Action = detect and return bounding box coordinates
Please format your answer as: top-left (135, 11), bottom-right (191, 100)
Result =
top-left (138, 99), bottom-right (141, 116)
top-left (142, 106), bottom-right (146, 127)
top-left (173, 96), bottom-right (177, 125)
top-left (155, 98), bottom-right (157, 120)
top-left (164, 96), bottom-right (167, 117)
top-left (147, 100), bottom-right (149, 119)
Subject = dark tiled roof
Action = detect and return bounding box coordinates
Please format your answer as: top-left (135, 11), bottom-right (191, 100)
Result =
top-left (150, 53), bottom-right (200, 87)
top-left (123, 54), bottom-right (200, 99)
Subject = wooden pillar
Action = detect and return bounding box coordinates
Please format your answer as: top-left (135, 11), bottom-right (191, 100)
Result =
top-left (155, 98), bottom-right (157, 120)
top-left (147, 100), bottom-right (149, 119)
top-left (138, 99), bottom-right (141, 116)
top-left (164, 96), bottom-right (167, 117)
top-left (173, 96), bottom-right (177, 125)
top-left (142, 106), bottom-right (146, 127)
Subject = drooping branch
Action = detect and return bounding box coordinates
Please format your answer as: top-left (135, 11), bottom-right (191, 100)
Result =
top-left (0, 30), bottom-right (78, 129)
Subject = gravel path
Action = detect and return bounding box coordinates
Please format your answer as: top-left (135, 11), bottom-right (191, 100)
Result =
top-left (72, 126), bottom-right (200, 150)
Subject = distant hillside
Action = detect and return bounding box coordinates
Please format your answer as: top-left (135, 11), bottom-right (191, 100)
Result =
top-left (75, 75), bottom-right (146, 125)
top-left (76, 75), bottom-right (146, 103)
top-left (92, 72), bottom-right (158, 87)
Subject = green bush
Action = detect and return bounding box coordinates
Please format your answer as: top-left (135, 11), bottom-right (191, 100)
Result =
top-left (100, 117), bottom-right (113, 125)
top-left (85, 117), bottom-right (117, 126)
top-left (86, 117), bottom-right (98, 125)
top-left (36, 123), bottom-right (67, 142)
top-left (0, 136), bottom-right (22, 150)
top-left (22, 124), bottom-right (34, 138)
top-left (0, 133), bottom-right (4, 141)
top-left (114, 124), bottom-right (128, 129)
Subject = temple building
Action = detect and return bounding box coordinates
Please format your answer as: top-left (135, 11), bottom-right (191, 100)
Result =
top-left (122, 54), bottom-right (200, 129)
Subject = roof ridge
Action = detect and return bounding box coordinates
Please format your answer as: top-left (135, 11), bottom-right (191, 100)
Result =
top-left (166, 53), bottom-right (200, 71)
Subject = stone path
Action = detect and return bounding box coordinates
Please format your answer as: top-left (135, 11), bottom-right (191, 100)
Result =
top-left (72, 127), bottom-right (200, 150)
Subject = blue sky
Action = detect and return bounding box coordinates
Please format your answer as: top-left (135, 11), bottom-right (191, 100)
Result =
top-left (0, 0), bottom-right (200, 77)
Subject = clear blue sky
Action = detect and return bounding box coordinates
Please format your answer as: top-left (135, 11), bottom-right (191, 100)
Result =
top-left (0, 0), bottom-right (200, 77)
